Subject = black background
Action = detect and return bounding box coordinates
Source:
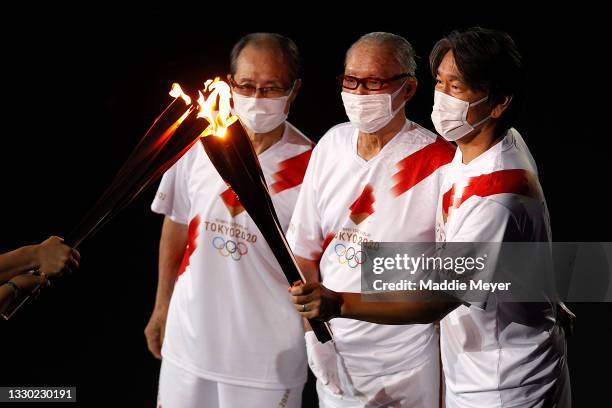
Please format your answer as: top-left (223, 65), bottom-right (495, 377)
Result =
top-left (0, 6), bottom-right (610, 407)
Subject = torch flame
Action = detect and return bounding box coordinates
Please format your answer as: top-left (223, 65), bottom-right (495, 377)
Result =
top-left (169, 83), bottom-right (192, 105)
top-left (203, 79), bottom-right (213, 92)
top-left (168, 78), bottom-right (238, 138)
top-left (196, 77), bottom-right (238, 138)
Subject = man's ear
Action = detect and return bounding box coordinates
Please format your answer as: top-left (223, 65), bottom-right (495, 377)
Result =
top-left (403, 77), bottom-right (418, 102)
top-left (289, 79), bottom-right (302, 104)
top-left (227, 74), bottom-right (235, 108)
top-left (491, 95), bottom-right (513, 119)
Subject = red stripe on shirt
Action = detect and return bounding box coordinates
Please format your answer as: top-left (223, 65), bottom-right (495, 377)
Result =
top-left (271, 149), bottom-right (313, 194)
top-left (350, 184), bottom-right (375, 216)
top-left (309, 232), bottom-right (335, 261)
top-left (176, 215), bottom-right (200, 280)
top-left (220, 186), bottom-right (241, 207)
top-left (442, 168), bottom-right (541, 217)
top-left (391, 137), bottom-right (455, 197)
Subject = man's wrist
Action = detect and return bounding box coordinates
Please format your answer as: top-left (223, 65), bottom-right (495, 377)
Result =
top-left (153, 301), bottom-right (170, 313)
top-left (22, 245), bottom-right (40, 271)
top-left (11, 274), bottom-right (42, 292)
top-left (4, 280), bottom-right (22, 299)
top-left (334, 291), bottom-right (346, 319)
top-left (339, 292), bottom-right (358, 320)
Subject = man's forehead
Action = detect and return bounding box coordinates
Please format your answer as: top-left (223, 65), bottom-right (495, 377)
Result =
top-left (234, 45), bottom-right (289, 82)
top-left (437, 51), bottom-right (462, 80)
top-left (238, 44), bottom-right (285, 62)
top-left (345, 42), bottom-right (401, 77)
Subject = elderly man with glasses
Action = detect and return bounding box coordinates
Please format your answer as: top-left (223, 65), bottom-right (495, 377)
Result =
top-left (286, 32), bottom-right (456, 408)
top-left (146, 32), bottom-right (313, 408)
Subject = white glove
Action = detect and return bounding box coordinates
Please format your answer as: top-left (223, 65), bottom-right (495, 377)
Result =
top-left (305, 331), bottom-right (343, 395)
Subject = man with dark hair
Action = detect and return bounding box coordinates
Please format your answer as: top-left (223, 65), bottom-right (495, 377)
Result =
top-left (146, 32), bottom-right (312, 408)
top-left (428, 27), bottom-right (523, 142)
top-left (291, 27), bottom-right (571, 407)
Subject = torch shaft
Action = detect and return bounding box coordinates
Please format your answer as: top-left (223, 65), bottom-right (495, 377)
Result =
top-left (199, 134), bottom-right (333, 343)
top-left (2, 98), bottom-right (203, 320)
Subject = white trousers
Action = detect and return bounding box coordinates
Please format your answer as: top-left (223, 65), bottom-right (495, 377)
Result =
top-left (157, 358), bottom-right (304, 408)
top-left (315, 356), bottom-right (440, 408)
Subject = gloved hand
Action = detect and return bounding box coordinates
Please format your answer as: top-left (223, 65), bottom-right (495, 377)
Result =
top-left (305, 331), bottom-right (343, 396)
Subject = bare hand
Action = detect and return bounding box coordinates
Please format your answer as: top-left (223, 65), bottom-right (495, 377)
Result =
top-left (34, 236), bottom-right (80, 277)
top-left (289, 282), bottom-right (342, 321)
top-left (145, 307), bottom-right (168, 359)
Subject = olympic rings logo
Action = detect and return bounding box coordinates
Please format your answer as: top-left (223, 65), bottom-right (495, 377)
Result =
top-left (334, 243), bottom-right (366, 268)
top-left (212, 236), bottom-right (249, 261)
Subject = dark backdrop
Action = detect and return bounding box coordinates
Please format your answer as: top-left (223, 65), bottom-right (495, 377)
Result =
top-left (1, 6), bottom-right (610, 407)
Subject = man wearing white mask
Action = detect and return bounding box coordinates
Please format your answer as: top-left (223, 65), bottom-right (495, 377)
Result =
top-left (145, 33), bottom-right (313, 408)
top-left (286, 32), bottom-right (455, 407)
top-left (290, 27), bottom-right (571, 407)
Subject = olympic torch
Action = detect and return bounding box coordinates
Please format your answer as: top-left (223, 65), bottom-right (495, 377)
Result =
top-left (196, 78), bottom-right (332, 343)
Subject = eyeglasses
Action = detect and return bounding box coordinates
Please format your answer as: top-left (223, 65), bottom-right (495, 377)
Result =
top-left (337, 73), bottom-right (411, 91)
top-left (229, 77), bottom-right (295, 98)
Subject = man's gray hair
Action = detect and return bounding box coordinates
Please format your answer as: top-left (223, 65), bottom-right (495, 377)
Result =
top-left (230, 32), bottom-right (300, 83)
top-left (346, 32), bottom-right (417, 76)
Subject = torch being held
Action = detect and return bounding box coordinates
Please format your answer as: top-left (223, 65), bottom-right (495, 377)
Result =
top-left (197, 78), bottom-right (333, 343)
top-left (2, 76), bottom-right (332, 342)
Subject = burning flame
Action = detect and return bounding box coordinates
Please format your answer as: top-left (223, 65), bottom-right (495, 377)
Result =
top-left (169, 83), bottom-right (192, 105)
top-left (168, 78), bottom-right (239, 138)
top-left (196, 77), bottom-right (238, 138)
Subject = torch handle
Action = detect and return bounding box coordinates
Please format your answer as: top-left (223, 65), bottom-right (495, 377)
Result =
top-left (1, 237), bottom-right (81, 320)
top-left (309, 320), bottom-right (334, 343)
top-left (263, 216), bottom-right (333, 343)
top-left (1, 280), bottom-right (43, 320)
top-left (234, 168), bottom-right (334, 342)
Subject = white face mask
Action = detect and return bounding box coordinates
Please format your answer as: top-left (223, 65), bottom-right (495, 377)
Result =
top-left (231, 87), bottom-right (293, 133)
top-left (341, 80), bottom-right (408, 133)
top-left (431, 90), bottom-right (491, 141)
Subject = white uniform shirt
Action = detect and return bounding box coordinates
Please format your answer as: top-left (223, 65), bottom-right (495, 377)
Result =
top-left (151, 123), bottom-right (312, 389)
top-left (287, 120), bottom-right (455, 377)
top-left (437, 128), bottom-right (570, 407)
